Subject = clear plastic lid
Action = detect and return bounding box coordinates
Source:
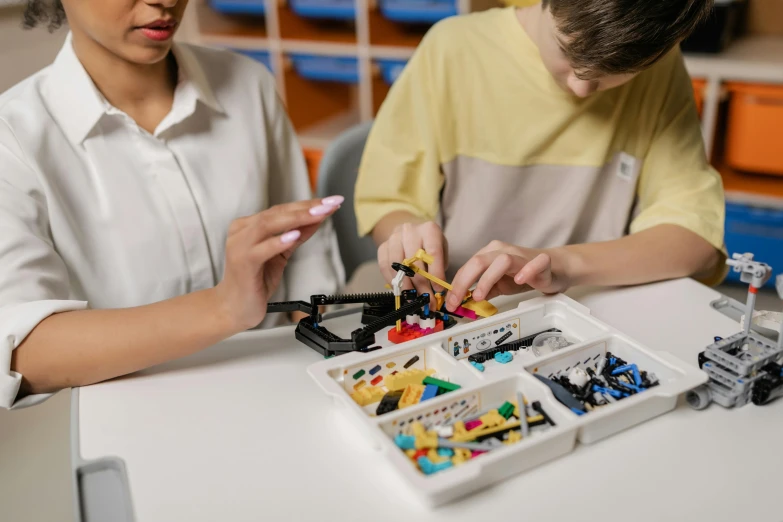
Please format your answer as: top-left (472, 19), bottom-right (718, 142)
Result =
top-left (531, 332), bottom-right (573, 357)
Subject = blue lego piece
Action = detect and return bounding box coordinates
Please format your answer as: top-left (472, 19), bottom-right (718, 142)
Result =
top-left (616, 381), bottom-right (643, 393)
top-left (494, 352), bottom-right (513, 364)
top-left (417, 456), bottom-right (453, 475)
top-left (421, 384), bottom-right (439, 402)
top-left (394, 434), bottom-right (416, 450)
top-left (592, 384), bottom-right (624, 399)
top-left (570, 407), bottom-right (585, 416)
top-left (437, 448), bottom-right (454, 457)
top-left (470, 361), bottom-right (485, 372)
top-left (424, 304), bottom-right (430, 317)
top-left (612, 364), bottom-right (642, 386)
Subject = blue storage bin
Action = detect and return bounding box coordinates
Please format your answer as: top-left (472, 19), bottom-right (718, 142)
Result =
top-left (724, 202), bottom-right (783, 287)
top-left (289, 54), bottom-right (359, 83)
top-left (234, 49), bottom-right (273, 72)
top-left (376, 58), bottom-right (408, 85)
top-left (289, 0), bottom-right (355, 20)
top-left (378, 0), bottom-right (457, 23)
top-left (209, 0), bottom-right (266, 15)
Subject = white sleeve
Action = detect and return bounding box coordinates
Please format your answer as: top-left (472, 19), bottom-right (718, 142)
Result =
top-left (261, 78), bottom-right (345, 301)
top-left (0, 121), bottom-right (87, 409)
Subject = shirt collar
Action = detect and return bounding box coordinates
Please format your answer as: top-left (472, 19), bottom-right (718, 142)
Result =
top-left (45, 32), bottom-right (224, 145)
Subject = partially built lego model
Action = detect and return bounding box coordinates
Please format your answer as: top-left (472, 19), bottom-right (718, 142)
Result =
top-left (265, 249), bottom-right (497, 357)
top-left (687, 253), bottom-right (783, 409)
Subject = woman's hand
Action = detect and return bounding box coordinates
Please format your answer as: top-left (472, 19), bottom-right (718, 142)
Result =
top-left (215, 196), bottom-right (342, 331)
top-left (377, 221), bottom-right (448, 304)
top-left (445, 240), bottom-right (572, 311)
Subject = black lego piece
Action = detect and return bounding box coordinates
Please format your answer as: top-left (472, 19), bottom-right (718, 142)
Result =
top-left (376, 390), bottom-right (404, 415)
top-left (267, 291), bottom-right (433, 358)
top-left (468, 328), bottom-right (562, 363)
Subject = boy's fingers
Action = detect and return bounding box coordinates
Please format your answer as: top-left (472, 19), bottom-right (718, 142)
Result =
top-left (446, 255), bottom-right (490, 311)
top-left (387, 236), bottom-right (406, 282)
top-left (514, 253), bottom-right (552, 287)
top-left (472, 254), bottom-right (524, 301)
top-left (378, 243), bottom-right (394, 283)
top-left (422, 231), bottom-right (447, 293)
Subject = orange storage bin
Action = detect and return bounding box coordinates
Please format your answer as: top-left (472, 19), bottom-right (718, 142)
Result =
top-left (303, 147), bottom-right (323, 191)
top-left (691, 78), bottom-right (706, 117)
top-left (725, 82), bottom-right (783, 176)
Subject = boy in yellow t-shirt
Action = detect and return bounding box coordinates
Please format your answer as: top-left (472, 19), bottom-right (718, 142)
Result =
top-left (354, 0), bottom-right (725, 311)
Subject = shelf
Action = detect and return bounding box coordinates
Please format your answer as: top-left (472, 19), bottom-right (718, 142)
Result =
top-left (371, 58), bottom-right (408, 114)
top-left (280, 40), bottom-right (359, 55)
top-left (283, 56), bottom-right (360, 133)
top-left (298, 110), bottom-right (361, 149)
top-left (278, 3), bottom-right (357, 43)
top-left (370, 45), bottom-right (416, 59)
top-left (368, 8), bottom-right (432, 47)
top-left (199, 34), bottom-right (270, 48)
top-left (684, 35), bottom-right (783, 84)
top-left (197, 1), bottom-right (267, 38)
top-left (718, 162), bottom-right (783, 207)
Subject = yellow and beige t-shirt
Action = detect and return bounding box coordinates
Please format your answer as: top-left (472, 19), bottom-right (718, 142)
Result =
top-left (355, 6), bottom-right (726, 285)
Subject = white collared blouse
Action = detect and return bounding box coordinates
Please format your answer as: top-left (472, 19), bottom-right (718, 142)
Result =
top-left (0, 34), bottom-right (344, 408)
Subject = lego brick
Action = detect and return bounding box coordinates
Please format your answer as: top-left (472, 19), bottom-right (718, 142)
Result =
top-left (350, 385), bottom-right (386, 407)
top-left (388, 319), bottom-right (445, 344)
top-left (399, 384), bottom-right (426, 409)
top-left (385, 368), bottom-right (436, 391)
top-left (376, 390), bottom-right (403, 416)
top-left (422, 376), bottom-right (460, 392)
top-left (420, 385), bottom-right (439, 402)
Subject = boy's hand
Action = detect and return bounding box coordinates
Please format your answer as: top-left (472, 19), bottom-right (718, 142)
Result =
top-left (445, 241), bottom-right (571, 311)
top-left (377, 221), bottom-right (448, 302)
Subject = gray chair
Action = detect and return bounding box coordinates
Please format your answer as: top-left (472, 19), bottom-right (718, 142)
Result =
top-left (316, 121), bottom-right (378, 282)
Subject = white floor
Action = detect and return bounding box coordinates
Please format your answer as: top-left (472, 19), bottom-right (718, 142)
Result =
top-left (0, 281), bottom-right (780, 522)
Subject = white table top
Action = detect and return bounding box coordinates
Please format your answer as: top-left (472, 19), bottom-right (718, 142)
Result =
top-left (76, 278), bottom-right (783, 522)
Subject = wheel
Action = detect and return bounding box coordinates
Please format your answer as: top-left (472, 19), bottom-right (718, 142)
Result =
top-left (751, 380), bottom-right (772, 406)
top-left (391, 262), bottom-right (416, 277)
top-left (686, 385), bottom-right (711, 410)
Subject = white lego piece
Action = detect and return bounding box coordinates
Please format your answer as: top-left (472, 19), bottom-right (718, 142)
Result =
top-left (406, 314), bottom-right (420, 325)
top-left (567, 367), bottom-right (589, 388)
top-left (435, 425), bottom-right (454, 438)
top-left (420, 317), bottom-right (436, 329)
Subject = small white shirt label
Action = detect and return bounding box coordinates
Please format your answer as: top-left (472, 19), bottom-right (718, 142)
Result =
top-left (617, 152), bottom-right (638, 182)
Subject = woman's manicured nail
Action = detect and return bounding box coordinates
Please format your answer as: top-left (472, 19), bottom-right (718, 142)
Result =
top-left (309, 204), bottom-right (336, 216)
top-left (321, 195), bottom-right (344, 206)
top-left (281, 230), bottom-right (301, 244)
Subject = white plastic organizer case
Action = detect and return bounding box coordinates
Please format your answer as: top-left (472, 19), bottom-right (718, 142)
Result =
top-left (307, 294), bottom-right (707, 506)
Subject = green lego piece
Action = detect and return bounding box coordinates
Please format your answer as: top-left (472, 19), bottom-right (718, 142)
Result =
top-left (498, 401), bottom-right (515, 420)
top-left (423, 376), bottom-right (461, 393)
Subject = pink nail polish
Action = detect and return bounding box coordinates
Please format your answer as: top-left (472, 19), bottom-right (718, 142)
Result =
top-left (321, 195), bottom-right (345, 206)
top-left (309, 204), bottom-right (335, 216)
top-left (280, 230), bottom-right (301, 244)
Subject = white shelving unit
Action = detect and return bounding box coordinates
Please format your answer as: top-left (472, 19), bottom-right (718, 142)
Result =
top-left (192, 3), bottom-right (783, 205)
top-left (193, 0), bottom-right (498, 149)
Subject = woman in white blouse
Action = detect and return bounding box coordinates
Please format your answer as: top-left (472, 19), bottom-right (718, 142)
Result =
top-left (0, 0), bottom-right (345, 408)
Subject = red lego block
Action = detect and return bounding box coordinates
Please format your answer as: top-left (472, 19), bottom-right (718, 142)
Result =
top-left (388, 319), bottom-right (444, 344)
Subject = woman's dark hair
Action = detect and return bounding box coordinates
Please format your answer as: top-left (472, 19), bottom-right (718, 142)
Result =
top-left (23, 0), bottom-right (66, 32)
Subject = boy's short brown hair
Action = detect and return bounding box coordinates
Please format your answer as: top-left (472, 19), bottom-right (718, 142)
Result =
top-left (543, 0), bottom-right (713, 79)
